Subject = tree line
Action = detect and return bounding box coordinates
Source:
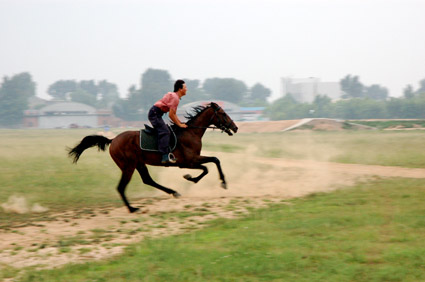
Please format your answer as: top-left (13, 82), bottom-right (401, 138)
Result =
top-left (111, 69), bottom-right (271, 120)
top-left (0, 73), bottom-right (36, 127)
top-left (1, 70), bottom-right (424, 127)
top-left (267, 75), bottom-right (425, 120)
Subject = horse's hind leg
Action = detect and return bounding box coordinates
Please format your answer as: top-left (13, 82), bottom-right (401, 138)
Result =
top-left (117, 169), bottom-right (139, 213)
top-left (137, 164), bottom-right (181, 198)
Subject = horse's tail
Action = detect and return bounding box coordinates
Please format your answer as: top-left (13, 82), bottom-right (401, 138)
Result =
top-left (68, 135), bottom-right (112, 163)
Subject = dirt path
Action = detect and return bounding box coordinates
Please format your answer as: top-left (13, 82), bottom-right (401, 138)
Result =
top-left (1, 153), bottom-right (425, 272)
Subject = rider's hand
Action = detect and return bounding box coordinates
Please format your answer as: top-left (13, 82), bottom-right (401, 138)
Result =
top-left (180, 123), bottom-right (188, 128)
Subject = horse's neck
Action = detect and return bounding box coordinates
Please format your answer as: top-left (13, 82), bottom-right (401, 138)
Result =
top-left (192, 108), bottom-right (214, 128)
top-left (189, 108), bottom-right (214, 138)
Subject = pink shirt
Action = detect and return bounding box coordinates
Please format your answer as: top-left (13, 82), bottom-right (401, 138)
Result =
top-left (154, 92), bottom-right (180, 113)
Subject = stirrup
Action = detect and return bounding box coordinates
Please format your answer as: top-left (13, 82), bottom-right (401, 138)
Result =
top-left (168, 153), bottom-right (177, 163)
top-left (162, 153), bottom-right (177, 164)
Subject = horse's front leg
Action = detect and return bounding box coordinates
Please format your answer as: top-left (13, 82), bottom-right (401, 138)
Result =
top-left (183, 156), bottom-right (227, 189)
top-left (208, 156), bottom-right (227, 189)
top-left (183, 164), bottom-right (208, 184)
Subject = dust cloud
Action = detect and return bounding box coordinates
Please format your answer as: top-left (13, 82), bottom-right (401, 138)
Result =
top-left (152, 136), bottom-right (361, 200)
top-left (1, 195), bottom-right (49, 214)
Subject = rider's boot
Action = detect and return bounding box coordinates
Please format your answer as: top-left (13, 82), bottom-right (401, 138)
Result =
top-left (161, 153), bottom-right (177, 164)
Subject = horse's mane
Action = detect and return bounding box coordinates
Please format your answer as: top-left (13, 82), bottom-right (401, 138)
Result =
top-left (184, 105), bottom-right (208, 124)
top-left (171, 103), bottom-right (213, 131)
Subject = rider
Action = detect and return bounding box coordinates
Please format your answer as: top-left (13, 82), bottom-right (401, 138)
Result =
top-left (148, 79), bottom-right (188, 164)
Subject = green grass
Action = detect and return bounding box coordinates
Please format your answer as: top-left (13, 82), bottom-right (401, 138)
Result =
top-left (16, 178), bottom-right (425, 282)
top-left (1, 129), bottom-right (424, 281)
top-left (0, 129), bottom-right (153, 228)
top-left (1, 129), bottom-right (425, 228)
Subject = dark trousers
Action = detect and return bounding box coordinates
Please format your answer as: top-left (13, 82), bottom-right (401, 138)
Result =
top-left (148, 106), bottom-right (170, 154)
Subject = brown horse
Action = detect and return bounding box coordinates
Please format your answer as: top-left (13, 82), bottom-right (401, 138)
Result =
top-left (68, 102), bottom-right (238, 213)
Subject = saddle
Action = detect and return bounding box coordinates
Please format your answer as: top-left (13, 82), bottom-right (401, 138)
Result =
top-left (139, 124), bottom-right (177, 152)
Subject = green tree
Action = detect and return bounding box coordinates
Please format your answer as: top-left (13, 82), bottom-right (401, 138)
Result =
top-left (139, 69), bottom-right (172, 111)
top-left (79, 80), bottom-right (98, 98)
top-left (47, 80), bottom-right (77, 100)
top-left (416, 79), bottom-right (425, 95)
top-left (265, 94), bottom-right (299, 120)
top-left (400, 99), bottom-right (424, 118)
top-left (113, 99), bottom-right (130, 120)
top-left (70, 89), bottom-right (97, 107)
top-left (113, 85), bottom-right (144, 120)
top-left (181, 79), bottom-right (209, 103)
top-left (340, 75), bottom-right (364, 98)
top-left (0, 72), bottom-right (36, 127)
top-left (242, 83), bottom-right (271, 106)
top-left (311, 95), bottom-right (332, 117)
top-left (333, 98), bottom-right (387, 119)
top-left (97, 80), bottom-right (120, 108)
top-left (203, 78), bottom-right (247, 104)
top-left (386, 98), bottom-right (404, 118)
top-left (365, 84), bottom-right (388, 100)
top-left (403, 85), bottom-right (415, 99)
top-left (333, 99), bottom-right (360, 119)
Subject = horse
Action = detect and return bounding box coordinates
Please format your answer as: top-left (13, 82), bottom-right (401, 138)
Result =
top-left (68, 102), bottom-right (238, 213)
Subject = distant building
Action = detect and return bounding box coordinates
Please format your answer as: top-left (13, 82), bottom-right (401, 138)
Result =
top-left (27, 96), bottom-right (48, 109)
top-left (239, 107), bottom-right (268, 121)
top-left (23, 102), bottom-right (122, 129)
top-left (281, 77), bottom-right (342, 103)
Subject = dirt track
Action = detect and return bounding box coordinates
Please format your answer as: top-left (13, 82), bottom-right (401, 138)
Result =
top-left (1, 152), bottom-right (425, 271)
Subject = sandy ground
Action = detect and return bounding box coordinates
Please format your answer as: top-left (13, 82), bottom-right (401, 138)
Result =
top-left (1, 150), bottom-right (425, 274)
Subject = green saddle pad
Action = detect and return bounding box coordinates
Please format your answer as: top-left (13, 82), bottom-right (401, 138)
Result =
top-left (139, 126), bottom-right (177, 152)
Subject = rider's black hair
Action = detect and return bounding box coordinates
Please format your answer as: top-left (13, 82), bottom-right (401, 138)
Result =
top-left (174, 79), bottom-right (185, 92)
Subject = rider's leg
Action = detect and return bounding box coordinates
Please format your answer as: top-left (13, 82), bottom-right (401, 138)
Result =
top-left (148, 106), bottom-right (174, 163)
top-left (157, 126), bottom-right (173, 163)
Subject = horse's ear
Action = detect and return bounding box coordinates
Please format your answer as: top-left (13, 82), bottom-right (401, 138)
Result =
top-left (210, 102), bottom-right (218, 109)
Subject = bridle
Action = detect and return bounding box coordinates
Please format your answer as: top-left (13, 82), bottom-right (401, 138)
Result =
top-left (187, 106), bottom-right (233, 134)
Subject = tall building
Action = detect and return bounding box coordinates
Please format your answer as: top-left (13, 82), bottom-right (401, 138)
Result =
top-left (281, 77), bottom-right (342, 103)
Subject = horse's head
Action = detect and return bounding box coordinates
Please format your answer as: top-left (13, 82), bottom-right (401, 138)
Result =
top-left (209, 102), bottom-right (238, 136)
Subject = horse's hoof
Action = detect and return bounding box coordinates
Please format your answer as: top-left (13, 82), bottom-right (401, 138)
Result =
top-left (221, 182), bottom-right (227, 190)
top-left (183, 174), bottom-right (192, 180)
top-left (172, 192), bottom-right (181, 198)
top-left (129, 207), bottom-right (140, 213)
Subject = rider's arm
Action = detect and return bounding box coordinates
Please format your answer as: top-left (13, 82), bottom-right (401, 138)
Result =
top-left (169, 108), bottom-right (188, 128)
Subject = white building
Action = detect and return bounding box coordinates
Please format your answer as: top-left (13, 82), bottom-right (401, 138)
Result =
top-left (281, 77), bottom-right (342, 103)
top-left (24, 102), bottom-right (98, 129)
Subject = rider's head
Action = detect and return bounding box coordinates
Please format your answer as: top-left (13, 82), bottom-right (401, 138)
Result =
top-left (174, 79), bottom-right (186, 96)
top-left (174, 79), bottom-right (187, 97)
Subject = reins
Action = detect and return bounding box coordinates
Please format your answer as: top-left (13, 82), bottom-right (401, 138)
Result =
top-left (187, 125), bottom-right (219, 130)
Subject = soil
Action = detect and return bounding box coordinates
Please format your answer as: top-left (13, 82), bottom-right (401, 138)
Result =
top-left (1, 152), bottom-right (425, 273)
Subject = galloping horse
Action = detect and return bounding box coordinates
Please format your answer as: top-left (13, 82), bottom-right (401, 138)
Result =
top-left (68, 102), bottom-right (238, 213)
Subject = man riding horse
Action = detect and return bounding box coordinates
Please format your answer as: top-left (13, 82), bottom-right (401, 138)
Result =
top-left (148, 79), bottom-right (188, 164)
top-left (68, 82), bottom-right (239, 213)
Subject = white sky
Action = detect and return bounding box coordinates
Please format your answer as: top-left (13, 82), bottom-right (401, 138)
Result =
top-left (1, 0), bottom-right (424, 100)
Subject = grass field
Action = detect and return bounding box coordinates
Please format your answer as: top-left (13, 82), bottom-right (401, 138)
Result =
top-left (1, 129), bottom-right (424, 281)
top-left (203, 130), bottom-right (425, 168)
top-left (16, 178), bottom-right (425, 282)
top-left (1, 129), bottom-right (425, 226)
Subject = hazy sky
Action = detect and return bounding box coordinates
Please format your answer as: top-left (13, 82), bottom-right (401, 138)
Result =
top-left (1, 0), bottom-right (424, 101)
